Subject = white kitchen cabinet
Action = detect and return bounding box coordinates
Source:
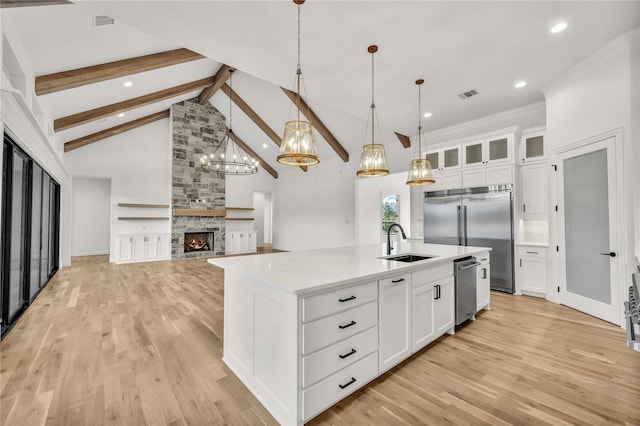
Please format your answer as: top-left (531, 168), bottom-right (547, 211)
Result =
top-left (520, 163), bottom-right (548, 216)
top-left (476, 252), bottom-right (491, 312)
top-left (226, 231), bottom-right (257, 254)
top-left (462, 164), bottom-right (513, 187)
top-left (117, 233), bottom-right (171, 263)
top-left (379, 274), bottom-right (411, 372)
top-left (426, 146), bottom-right (461, 171)
top-left (462, 134), bottom-right (513, 167)
top-left (433, 277), bottom-right (455, 335)
top-left (411, 283), bottom-right (435, 351)
top-left (519, 126), bottom-right (546, 164)
top-left (517, 246), bottom-right (548, 297)
top-left (410, 263), bottom-right (455, 352)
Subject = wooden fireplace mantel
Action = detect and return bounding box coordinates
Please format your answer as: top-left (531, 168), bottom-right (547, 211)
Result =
top-left (173, 209), bottom-right (226, 217)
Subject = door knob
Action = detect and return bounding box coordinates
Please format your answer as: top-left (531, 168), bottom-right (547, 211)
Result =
top-left (600, 251), bottom-right (617, 257)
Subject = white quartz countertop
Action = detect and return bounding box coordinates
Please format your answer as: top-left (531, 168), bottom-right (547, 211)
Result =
top-left (208, 242), bottom-right (491, 295)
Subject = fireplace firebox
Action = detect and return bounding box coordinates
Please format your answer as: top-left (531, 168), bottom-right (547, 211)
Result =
top-left (184, 232), bottom-right (214, 252)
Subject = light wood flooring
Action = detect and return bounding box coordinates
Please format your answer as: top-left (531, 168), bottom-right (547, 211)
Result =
top-left (1, 255), bottom-right (639, 425)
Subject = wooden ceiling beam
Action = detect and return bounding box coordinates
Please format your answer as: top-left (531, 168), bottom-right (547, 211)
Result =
top-left (54, 76), bottom-right (214, 132)
top-left (394, 132), bottom-right (411, 149)
top-left (221, 82), bottom-right (307, 172)
top-left (36, 48), bottom-right (205, 95)
top-left (1, 1), bottom-right (71, 7)
top-left (227, 128), bottom-right (278, 179)
top-left (280, 88), bottom-right (349, 163)
top-left (63, 110), bottom-right (170, 153)
top-left (198, 64), bottom-right (234, 105)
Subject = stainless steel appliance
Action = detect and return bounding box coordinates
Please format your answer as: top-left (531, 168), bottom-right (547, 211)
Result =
top-left (424, 185), bottom-right (514, 293)
top-left (454, 256), bottom-right (480, 325)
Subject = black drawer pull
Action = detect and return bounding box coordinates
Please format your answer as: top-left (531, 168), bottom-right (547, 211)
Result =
top-left (526, 251), bottom-right (538, 254)
top-left (391, 278), bottom-right (405, 283)
top-left (339, 348), bottom-right (357, 359)
top-left (338, 377), bottom-right (356, 389)
top-left (338, 321), bottom-right (356, 329)
top-left (339, 295), bottom-right (356, 303)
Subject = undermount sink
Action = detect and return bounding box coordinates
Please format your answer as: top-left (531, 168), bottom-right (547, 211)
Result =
top-left (383, 254), bottom-right (434, 263)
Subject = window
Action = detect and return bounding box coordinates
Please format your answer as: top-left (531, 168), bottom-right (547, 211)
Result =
top-left (381, 194), bottom-right (399, 233)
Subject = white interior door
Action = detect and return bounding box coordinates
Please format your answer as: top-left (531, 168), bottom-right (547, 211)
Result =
top-left (556, 137), bottom-right (620, 325)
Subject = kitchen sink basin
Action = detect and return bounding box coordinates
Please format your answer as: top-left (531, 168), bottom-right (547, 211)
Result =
top-left (383, 254), bottom-right (434, 263)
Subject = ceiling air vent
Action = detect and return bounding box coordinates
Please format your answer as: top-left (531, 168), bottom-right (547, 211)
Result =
top-left (93, 15), bottom-right (115, 27)
top-left (458, 89), bottom-right (478, 99)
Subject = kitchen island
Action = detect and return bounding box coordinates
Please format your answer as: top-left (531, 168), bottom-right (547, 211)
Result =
top-left (208, 242), bottom-right (491, 426)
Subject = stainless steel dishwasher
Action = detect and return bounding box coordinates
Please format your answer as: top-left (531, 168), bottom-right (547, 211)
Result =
top-left (454, 256), bottom-right (480, 325)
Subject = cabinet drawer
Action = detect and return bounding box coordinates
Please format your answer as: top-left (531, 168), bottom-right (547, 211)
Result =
top-left (302, 326), bottom-right (378, 388)
top-left (517, 247), bottom-right (547, 258)
top-left (302, 351), bottom-right (378, 422)
top-left (411, 263), bottom-right (452, 288)
top-left (302, 301), bottom-right (377, 355)
top-left (302, 281), bottom-right (377, 323)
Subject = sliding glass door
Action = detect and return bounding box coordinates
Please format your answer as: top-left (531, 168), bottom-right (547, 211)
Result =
top-left (1, 133), bottom-right (60, 338)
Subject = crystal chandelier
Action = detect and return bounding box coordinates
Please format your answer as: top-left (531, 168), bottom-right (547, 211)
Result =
top-left (200, 69), bottom-right (258, 175)
top-left (406, 79), bottom-right (435, 185)
top-left (277, 0), bottom-right (319, 166)
top-left (356, 45), bottom-right (389, 177)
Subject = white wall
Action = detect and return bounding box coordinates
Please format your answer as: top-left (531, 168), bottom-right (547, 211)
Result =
top-left (64, 119), bottom-right (171, 262)
top-left (275, 157), bottom-right (356, 251)
top-left (253, 191), bottom-right (265, 246)
top-left (71, 177), bottom-right (110, 256)
top-left (543, 29), bottom-right (639, 312)
top-left (356, 171), bottom-right (411, 245)
top-left (1, 19), bottom-right (72, 267)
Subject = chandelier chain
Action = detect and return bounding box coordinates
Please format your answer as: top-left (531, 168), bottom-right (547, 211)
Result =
top-left (228, 71), bottom-right (233, 130)
top-left (297, 3), bottom-right (301, 75)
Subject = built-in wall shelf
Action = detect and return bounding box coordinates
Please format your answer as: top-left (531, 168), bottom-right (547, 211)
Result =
top-left (118, 203), bottom-right (170, 208)
top-left (226, 207), bottom-right (254, 211)
top-left (118, 217), bottom-right (169, 221)
top-left (173, 209), bottom-right (226, 217)
top-left (226, 218), bottom-right (255, 221)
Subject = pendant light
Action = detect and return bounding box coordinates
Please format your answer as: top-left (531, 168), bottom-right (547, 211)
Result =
top-left (356, 45), bottom-right (389, 177)
top-left (406, 79), bottom-right (435, 185)
top-left (277, 0), bottom-right (319, 166)
top-left (200, 69), bottom-right (258, 175)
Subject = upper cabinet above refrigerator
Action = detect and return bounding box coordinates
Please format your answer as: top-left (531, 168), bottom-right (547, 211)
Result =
top-left (462, 133), bottom-right (515, 167)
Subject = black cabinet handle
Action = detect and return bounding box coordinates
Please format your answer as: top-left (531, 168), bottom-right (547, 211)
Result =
top-left (339, 348), bottom-right (357, 359)
top-left (339, 377), bottom-right (356, 389)
top-left (482, 268), bottom-right (487, 279)
top-left (339, 295), bottom-right (356, 303)
top-left (391, 278), bottom-right (405, 283)
top-left (526, 251), bottom-right (538, 254)
top-left (523, 203), bottom-right (526, 213)
top-left (600, 252), bottom-right (617, 257)
top-left (338, 321), bottom-right (356, 329)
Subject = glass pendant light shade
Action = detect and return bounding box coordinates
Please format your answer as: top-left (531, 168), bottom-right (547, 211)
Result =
top-left (406, 158), bottom-right (435, 185)
top-left (406, 79), bottom-right (435, 186)
top-left (278, 0), bottom-right (319, 167)
top-left (278, 120), bottom-right (319, 165)
top-left (357, 144), bottom-right (389, 177)
top-left (357, 45), bottom-right (390, 177)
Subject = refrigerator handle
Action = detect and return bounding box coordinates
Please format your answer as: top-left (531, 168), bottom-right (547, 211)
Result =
top-left (457, 205), bottom-right (462, 246)
top-left (463, 205), bottom-right (468, 246)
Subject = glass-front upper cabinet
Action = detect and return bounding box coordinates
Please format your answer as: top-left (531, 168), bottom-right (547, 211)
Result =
top-left (519, 126), bottom-right (546, 164)
top-left (425, 147), bottom-right (461, 171)
top-left (463, 134), bottom-right (514, 166)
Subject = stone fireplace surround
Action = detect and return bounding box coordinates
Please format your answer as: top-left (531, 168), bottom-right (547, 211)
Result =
top-left (171, 98), bottom-right (226, 259)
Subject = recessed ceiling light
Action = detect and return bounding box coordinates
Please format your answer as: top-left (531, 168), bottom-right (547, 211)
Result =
top-left (117, 113), bottom-right (125, 118)
top-left (423, 112), bottom-right (432, 118)
top-left (515, 81), bottom-right (527, 88)
top-left (262, 143), bottom-right (268, 149)
top-left (551, 22), bottom-right (568, 34)
top-left (123, 81), bottom-right (133, 87)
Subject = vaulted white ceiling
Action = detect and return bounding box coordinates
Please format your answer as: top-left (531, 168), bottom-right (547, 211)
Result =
top-left (4, 1), bottom-right (639, 174)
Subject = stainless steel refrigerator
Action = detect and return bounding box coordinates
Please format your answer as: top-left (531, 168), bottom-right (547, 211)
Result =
top-left (424, 185), bottom-right (514, 293)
